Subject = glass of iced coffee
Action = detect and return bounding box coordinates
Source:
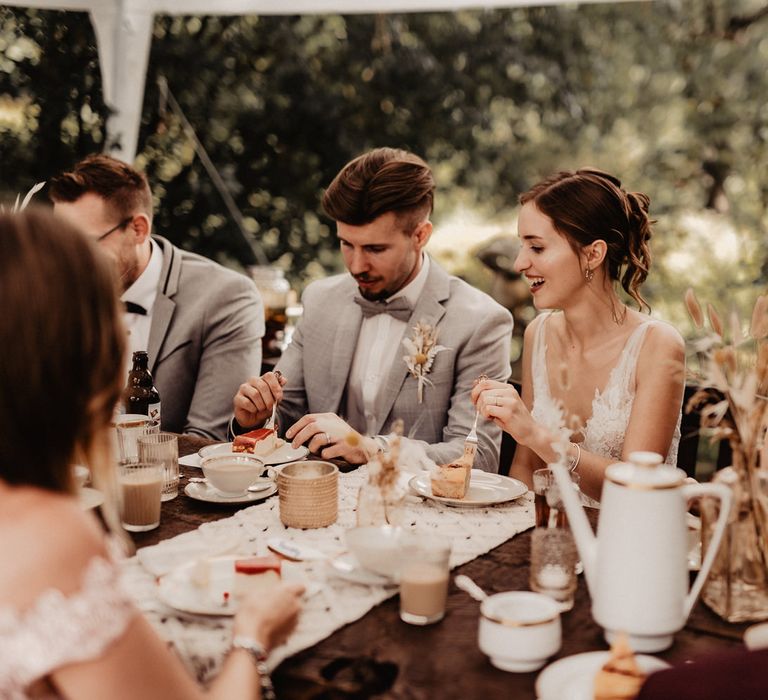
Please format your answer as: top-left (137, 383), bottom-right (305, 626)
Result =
top-left (399, 536), bottom-right (452, 625)
top-left (118, 460), bottom-right (163, 532)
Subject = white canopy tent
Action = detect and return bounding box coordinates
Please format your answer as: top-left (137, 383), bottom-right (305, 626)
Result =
top-left (5, 0), bottom-right (637, 161)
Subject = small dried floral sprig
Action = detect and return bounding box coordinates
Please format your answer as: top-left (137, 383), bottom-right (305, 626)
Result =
top-left (348, 420), bottom-right (404, 524)
top-left (402, 322), bottom-right (447, 403)
top-left (684, 288), bottom-right (768, 486)
top-left (0, 182), bottom-right (45, 214)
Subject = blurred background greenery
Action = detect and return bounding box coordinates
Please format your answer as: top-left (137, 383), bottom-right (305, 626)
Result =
top-left (1, 0), bottom-right (767, 369)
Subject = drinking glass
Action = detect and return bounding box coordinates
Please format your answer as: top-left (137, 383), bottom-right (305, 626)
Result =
top-left (399, 536), bottom-right (452, 625)
top-left (116, 414), bottom-right (159, 463)
top-left (529, 527), bottom-right (578, 612)
top-left (533, 468), bottom-right (581, 529)
top-left (118, 460), bottom-right (163, 532)
top-left (138, 432), bottom-right (179, 501)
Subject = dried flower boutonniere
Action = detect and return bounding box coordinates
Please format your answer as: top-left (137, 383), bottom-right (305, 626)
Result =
top-left (402, 321), bottom-right (447, 403)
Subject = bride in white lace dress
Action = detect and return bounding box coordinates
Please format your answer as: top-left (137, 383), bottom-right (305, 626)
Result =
top-left (0, 209), bottom-right (302, 700)
top-left (472, 169), bottom-right (684, 502)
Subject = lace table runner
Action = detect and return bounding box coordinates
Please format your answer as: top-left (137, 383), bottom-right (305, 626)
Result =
top-left (120, 467), bottom-right (534, 681)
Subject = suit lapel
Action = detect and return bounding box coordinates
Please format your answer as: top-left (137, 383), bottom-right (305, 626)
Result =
top-left (371, 261), bottom-right (450, 434)
top-left (324, 282), bottom-right (363, 413)
top-left (147, 237), bottom-right (179, 373)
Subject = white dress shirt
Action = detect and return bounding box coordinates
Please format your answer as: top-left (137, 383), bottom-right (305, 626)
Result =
top-left (121, 240), bottom-right (162, 363)
top-left (346, 254), bottom-right (430, 435)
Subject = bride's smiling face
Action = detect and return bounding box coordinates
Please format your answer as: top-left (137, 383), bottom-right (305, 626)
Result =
top-left (513, 202), bottom-right (586, 309)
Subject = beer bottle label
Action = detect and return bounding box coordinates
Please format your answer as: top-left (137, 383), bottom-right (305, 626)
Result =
top-left (148, 401), bottom-right (161, 422)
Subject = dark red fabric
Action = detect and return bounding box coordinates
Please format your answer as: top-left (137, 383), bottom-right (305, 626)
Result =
top-left (638, 648), bottom-right (768, 700)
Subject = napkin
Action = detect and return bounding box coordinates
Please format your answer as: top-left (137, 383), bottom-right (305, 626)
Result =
top-left (179, 453), bottom-right (202, 468)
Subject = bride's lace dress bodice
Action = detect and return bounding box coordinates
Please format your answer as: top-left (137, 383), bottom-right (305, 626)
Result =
top-left (531, 313), bottom-right (681, 468)
top-left (0, 555), bottom-right (136, 700)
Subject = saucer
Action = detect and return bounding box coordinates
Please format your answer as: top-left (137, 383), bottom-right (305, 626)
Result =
top-left (536, 651), bottom-right (669, 700)
top-left (328, 552), bottom-right (396, 587)
top-left (78, 487), bottom-right (104, 511)
top-left (184, 481), bottom-right (277, 504)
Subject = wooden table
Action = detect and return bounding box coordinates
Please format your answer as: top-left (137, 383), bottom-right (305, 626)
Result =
top-left (130, 435), bottom-right (747, 699)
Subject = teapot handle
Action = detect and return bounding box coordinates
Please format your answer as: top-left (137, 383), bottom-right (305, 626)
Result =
top-left (682, 481), bottom-right (733, 619)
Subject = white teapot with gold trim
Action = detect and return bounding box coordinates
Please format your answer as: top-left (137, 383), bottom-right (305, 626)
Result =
top-left (553, 451), bottom-right (732, 652)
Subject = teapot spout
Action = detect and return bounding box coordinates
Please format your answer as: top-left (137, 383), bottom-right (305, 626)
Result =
top-left (550, 462), bottom-right (598, 595)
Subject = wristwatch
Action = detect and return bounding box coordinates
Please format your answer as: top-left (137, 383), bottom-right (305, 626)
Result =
top-left (231, 636), bottom-right (274, 699)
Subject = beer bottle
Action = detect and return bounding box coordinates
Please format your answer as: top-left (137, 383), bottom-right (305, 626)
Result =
top-left (124, 351), bottom-right (162, 422)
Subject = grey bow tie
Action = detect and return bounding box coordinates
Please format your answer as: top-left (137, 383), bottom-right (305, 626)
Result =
top-left (354, 295), bottom-right (413, 322)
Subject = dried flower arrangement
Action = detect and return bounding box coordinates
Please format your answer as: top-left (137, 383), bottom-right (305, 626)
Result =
top-left (684, 288), bottom-right (768, 621)
top-left (684, 288), bottom-right (768, 482)
top-left (349, 420), bottom-right (405, 526)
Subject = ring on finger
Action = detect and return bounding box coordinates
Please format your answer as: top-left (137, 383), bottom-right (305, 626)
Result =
top-left (324, 432), bottom-right (332, 445)
top-left (495, 396), bottom-right (501, 407)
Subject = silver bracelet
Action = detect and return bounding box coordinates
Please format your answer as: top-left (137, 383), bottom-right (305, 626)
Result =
top-left (568, 442), bottom-right (581, 473)
top-left (231, 636), bottom-right (274, 700)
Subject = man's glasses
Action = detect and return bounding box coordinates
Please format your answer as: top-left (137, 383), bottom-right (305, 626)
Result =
top-left (97, 216), bottom-right (133, 242)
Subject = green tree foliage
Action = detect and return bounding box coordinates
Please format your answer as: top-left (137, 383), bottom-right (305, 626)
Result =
top-left (0, 8), bottom-right (106, 188)
top-left (1, 2), bottom-right (767, 318)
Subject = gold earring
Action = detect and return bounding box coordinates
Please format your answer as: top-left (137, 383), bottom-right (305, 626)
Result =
top-left (585, 267), bottom-right (594, 282)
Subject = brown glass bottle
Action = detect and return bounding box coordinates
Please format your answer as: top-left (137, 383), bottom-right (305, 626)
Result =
top-left (124, 351), bottom-right (161, 422)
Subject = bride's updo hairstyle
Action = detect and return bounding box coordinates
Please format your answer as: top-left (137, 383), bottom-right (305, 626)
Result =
top-left (0, 209), bottom-right (125, 495)
top-left (519, 168), bottom-right (653, 311)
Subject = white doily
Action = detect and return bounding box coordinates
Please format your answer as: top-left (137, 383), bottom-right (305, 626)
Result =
top-left (120, 467), bottom-right (534, 681)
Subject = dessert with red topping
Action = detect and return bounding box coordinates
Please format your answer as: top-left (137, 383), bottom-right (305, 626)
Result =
top-left (233, 555), bottom-right (282, 600)
top-left (232, 428), bottom-right (283, 456)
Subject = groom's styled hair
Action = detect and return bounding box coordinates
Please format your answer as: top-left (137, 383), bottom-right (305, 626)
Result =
top-left (322, 147), bottom-right (435, 234)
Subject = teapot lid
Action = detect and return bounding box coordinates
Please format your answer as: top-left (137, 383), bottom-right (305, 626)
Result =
top-left (606, 451), bottom-right (685, 489)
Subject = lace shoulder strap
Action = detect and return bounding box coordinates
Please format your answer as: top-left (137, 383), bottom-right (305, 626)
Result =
top-left (610, 320), bottom-right (655, 394)
top-left (531, 312), bottom-right (553, 398)
top-left (0, 556), bottom-right (137, 698)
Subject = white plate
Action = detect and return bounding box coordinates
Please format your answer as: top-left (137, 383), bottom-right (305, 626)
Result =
top-left (196, 441), bottom-right (309, 466)
top-left (184, 481), bottom-right (277, 504)
top-left (157, 556), bottom-right (320, 616)
top-left (78, 487), bottom-right (104, 510)
top-left (409, 470), bottom-right (528, 507)
top-left (328, 552), bottom-right (397, 587)
top-left (536, 651), bottom-right (669, 700)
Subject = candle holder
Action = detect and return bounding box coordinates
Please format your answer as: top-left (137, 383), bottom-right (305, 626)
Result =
top-left (529, 527), bottom-right (578, 612)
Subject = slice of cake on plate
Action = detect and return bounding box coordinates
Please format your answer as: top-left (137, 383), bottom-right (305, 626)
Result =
top-left (233, 555), bottom-right (282, 600)
top-left (430, 461), bottom-right (471, 499)
top-left (232, 428), bottom-right (284, 457)
top-left (594, 634), bottom-right (647, 700)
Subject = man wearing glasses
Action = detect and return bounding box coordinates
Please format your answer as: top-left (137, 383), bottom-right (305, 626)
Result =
top-left (51, 154), bottom-right (264, 440)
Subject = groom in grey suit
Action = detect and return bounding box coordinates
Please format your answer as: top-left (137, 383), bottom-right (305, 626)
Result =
top-left (51, 155), bottom-right (263, 440)
top-left (233, 148), bottom-right (512, 472)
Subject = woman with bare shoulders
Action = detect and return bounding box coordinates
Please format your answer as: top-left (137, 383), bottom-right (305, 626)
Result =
top-left (472, 169), bottom-right (685, 502)
top-left (0, 209), bottom-right (302, 699)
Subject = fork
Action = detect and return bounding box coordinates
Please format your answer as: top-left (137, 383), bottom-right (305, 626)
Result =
top-left (264, 401), bottom-right (278, 430)
top-left (264, 370), bottom-right (282, 430)
top-left (459, 410), bottom-right (480, 467)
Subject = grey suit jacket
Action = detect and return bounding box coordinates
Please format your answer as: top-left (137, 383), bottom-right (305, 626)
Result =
top-left (274, 260), bottom-right (513, 472)
top-left (148, 236), bottom-right (264, 440)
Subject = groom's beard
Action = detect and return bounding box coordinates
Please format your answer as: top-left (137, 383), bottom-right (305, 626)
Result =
top-left (354, 274), bottom-right (390, 301)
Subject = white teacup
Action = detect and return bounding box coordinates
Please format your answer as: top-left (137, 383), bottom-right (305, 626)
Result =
top-left (478, 591), bottom-right (562, 672)
top-left (201, 453), bottom-right (266, 496)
